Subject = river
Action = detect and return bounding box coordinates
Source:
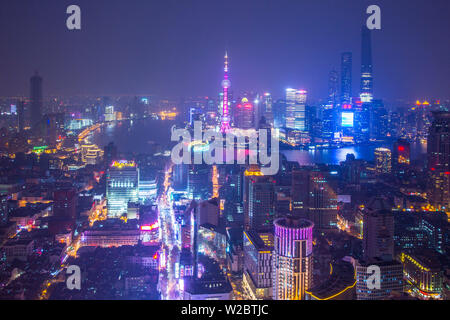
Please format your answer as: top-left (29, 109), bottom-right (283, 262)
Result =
top-left (89, 118), bottom-right (427, 165)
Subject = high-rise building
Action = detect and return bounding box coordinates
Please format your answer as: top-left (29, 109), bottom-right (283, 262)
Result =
top-left (188, 164), bottom-right (212, 200)
top-left (427, 112), bottom-right (450, 210)
top-left (247, 176), bottom-right (275, 231)
top-left (243, 166), bottom-right (275, 231)
top-left (392, 139), bottom-right (411, 168)
top-left (243, 229), bottom-right (273, 300)
top-left (104, 105), bottom-right (116, 122)
top-left (285, 89), bottom-right (307, 131)
top-left (369, 100), bottom-right (388, 140)
top-left (360, 26), bottom-right (374, 103)
top-left (362, 198), bottom-right (395, 261)
top-left (340, 52), bottom-right (352, 105)
top-left (235, 98), bottom-right (254, 129)
top-left (356, 258), bottom-right (403, 300)
top-left (30, 72), bottom-right (43, 131)
top-left (291, 168), bottom-right (338, 229)
top-left (273, 217), bottom-right (314, 300)
top-left (220, 52), bottom-right (231, 132)
top-left (106, 160), bottom-right (139, 217)
top-left (262, 92), bottom-right (273, 125)
top-left (374, 148), bottom-right (392, 174)
top-left (328, 70), bottom-right (339, 107)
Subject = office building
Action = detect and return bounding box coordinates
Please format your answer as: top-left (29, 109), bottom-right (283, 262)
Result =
top-left (328, 70), bottom-right (339, 107)
top-left (356, 258), bottom-right (403, 300)
top-left (188, 164), bottom-right (212, 200)
top-left (363, 198), bottom-right (395, 261)
top-left (291, 168), bottom-right (338, 229)
top-left (340, 52), bottom-right (352, 105)
top-left (235, 98), bottom-right (254, 129)
top-left (243, 229), bottom-right (273, 300)
top-left (285, 89), bottom-right (307, 131)
top-left (106, 160), bottom-right (139, 217)
top-left (392, 139), bottom-right (411, 167)
top-left (374, 147), bottom-right (392, 174)
top-left (400, 251), bottom-right (443, 299)
top-left (273, 217), bottom-right (314, 300)
top-left (427, 112), bottom-right (450, 210)
top-left (30, 72), bottom-right (43, 131)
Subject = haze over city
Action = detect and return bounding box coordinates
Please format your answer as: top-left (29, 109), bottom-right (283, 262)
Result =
top-left (0, 0), bottom-right (449, 101)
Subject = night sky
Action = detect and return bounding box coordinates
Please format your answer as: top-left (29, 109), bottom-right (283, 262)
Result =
top-left (0, 0), bottom-right (449, 102)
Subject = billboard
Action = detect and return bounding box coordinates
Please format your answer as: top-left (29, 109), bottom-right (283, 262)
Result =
top-left (341, 112), bottom-right (354, 127)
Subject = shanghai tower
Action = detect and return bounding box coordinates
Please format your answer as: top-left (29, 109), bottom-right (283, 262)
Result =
top-left (360, 26), bottom-right (373, 102)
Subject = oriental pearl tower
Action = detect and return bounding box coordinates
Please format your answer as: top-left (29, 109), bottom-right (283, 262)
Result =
top-left (220, 52), bottom-right (231, 133)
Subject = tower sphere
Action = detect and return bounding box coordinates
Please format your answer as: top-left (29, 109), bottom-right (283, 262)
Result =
top-left (222, 79), bottom-right (231, 89)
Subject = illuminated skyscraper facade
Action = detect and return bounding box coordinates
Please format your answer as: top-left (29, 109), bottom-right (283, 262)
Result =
top-left (427, 112), bottom-right (450, 210)
top-left (243, 230), bottom-right (273, 300)
top-left (106, 160), bottom-right (139, 217)
top-left (285, 89), bottom-right (307, 131)
top-left (273, 217), bottom-right (313, 300)
top-left (374, 148), bottom-right (392, 174)
top-left (392, 139), bottom-right (411, 172)
top-left (235, 98), bottom-right (254, 129)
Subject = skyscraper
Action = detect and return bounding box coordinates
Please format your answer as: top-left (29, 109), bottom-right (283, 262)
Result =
top-left (363, 202), bottom-right (395, 261)
top-left (392, 139), bottom-right (411, 169)
top-left (273, 217), bottom-right (313, 300)
top-left (106, 160), bottom-right (139, 217)
top-left (235, 98), bottom-right (254, 129)
top-left (356, 259), bottom-right (403, 300)
top-left (220, 52), bottom-right (231, 132)
top-left (30, 72), bottom-right (43, 131)
top-left (340, 52), bottom-right (352, 105)
top-left (374, 147), bottom-right (392, 174)
top-left (262, 92), bottom-right (274, 127)
top-left (427, 112), bottom-right (450, 210)
top-left (247, 176), bottom-right (275, 231)
top-left (291, 168), bottom-right (338, 230)
top-left (328, 70), bottom-right (339, 106)
top-left (188, 164), bottom-right (212, 200)
top-left (360, 26), bottom-right (374, 103)
top-left (243, 166), bottom-right (275, 231)
top-left (285, 89), bottom-right (307, 131)
top-left (243, 229), bottom-right (273, 300)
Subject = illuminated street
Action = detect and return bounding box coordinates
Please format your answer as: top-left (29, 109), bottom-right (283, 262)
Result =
top-left (158, 164), bottom-right (181, 300)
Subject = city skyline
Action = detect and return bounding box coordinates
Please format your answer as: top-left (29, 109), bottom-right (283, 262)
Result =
top-left (0, 0), bottom-right (449, 101)
top-left (0, 0), bottom-right (449, 304)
